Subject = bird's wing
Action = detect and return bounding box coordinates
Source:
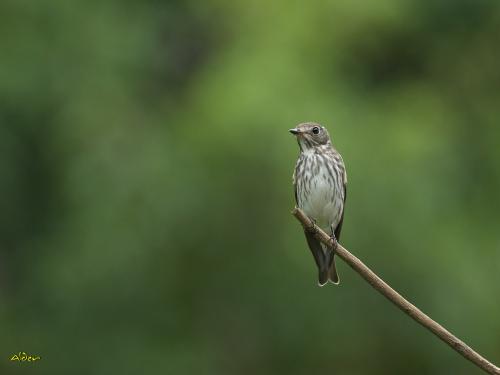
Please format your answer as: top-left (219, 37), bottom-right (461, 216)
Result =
top-left (292, 163), bottom-right (299, 204)
top-left (304, 229), bottom-right (330, 285)
top-left (334, 181), bottom-right (347, 241)
top-left (304, 230), bottom-right (325, 269)
top-left (294, 180), bottom-right (298, 205)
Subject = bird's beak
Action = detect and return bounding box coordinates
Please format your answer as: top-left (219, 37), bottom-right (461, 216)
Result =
top-left (289, 128), bottom-right (300, 135)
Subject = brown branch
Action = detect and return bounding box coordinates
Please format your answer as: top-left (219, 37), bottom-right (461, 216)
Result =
top-left (292, 207), bottom-right (500, 375)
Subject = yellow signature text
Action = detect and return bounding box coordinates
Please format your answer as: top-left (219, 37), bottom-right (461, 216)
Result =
top-left (10, 352), bottom-right (41, 362)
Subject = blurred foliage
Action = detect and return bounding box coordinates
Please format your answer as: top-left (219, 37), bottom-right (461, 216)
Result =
top-left (1, 0), bottom-right (500, 374)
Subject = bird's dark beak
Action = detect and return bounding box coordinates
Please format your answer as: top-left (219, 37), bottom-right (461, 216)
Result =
top-left (289, 128), bottom-right (300, 135)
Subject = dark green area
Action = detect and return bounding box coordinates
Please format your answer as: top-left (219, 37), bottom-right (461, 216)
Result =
top-left (1, 1), bottom-right (500, 374)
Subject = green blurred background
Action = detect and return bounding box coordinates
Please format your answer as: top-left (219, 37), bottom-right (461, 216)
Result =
top-left (1, 0), bottom-right (500, 374)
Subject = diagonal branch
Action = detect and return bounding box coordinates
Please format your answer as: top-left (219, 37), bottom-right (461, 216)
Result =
top-left (292, 207), bottom-right (500, 375)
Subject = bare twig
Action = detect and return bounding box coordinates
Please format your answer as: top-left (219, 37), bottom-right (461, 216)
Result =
top-left (292, 207), bottom-right (500, 375)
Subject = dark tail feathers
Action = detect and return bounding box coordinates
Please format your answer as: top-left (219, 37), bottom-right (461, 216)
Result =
top-left (318, 251), bottom-right (339, 286)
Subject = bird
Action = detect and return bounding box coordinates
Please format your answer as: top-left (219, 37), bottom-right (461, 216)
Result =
top-left (290, 122), bottom-right (347, 286)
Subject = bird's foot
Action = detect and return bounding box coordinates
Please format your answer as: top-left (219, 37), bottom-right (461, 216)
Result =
top-left (329, 233), bottom-right (339, 253)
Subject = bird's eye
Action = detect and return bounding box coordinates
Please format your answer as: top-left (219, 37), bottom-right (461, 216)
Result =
top-left (312, 126), bottom-right (320, 135)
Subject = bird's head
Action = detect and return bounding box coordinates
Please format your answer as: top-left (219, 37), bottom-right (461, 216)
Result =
top-left (289, 122), bottom-right (331, 151)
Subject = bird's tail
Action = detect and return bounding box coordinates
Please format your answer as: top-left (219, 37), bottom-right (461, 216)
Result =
top-left (319, 249), bottom-right (339, 285)
top-left (328, 253), bottom-right (340, 285)
top-left (318, 265), bottom-right (330, 287)
top-left (318, 250), bottom-right (339, 286)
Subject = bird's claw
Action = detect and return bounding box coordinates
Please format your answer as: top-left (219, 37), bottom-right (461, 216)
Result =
top-left (330, 234), bottom-right (339, 253)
